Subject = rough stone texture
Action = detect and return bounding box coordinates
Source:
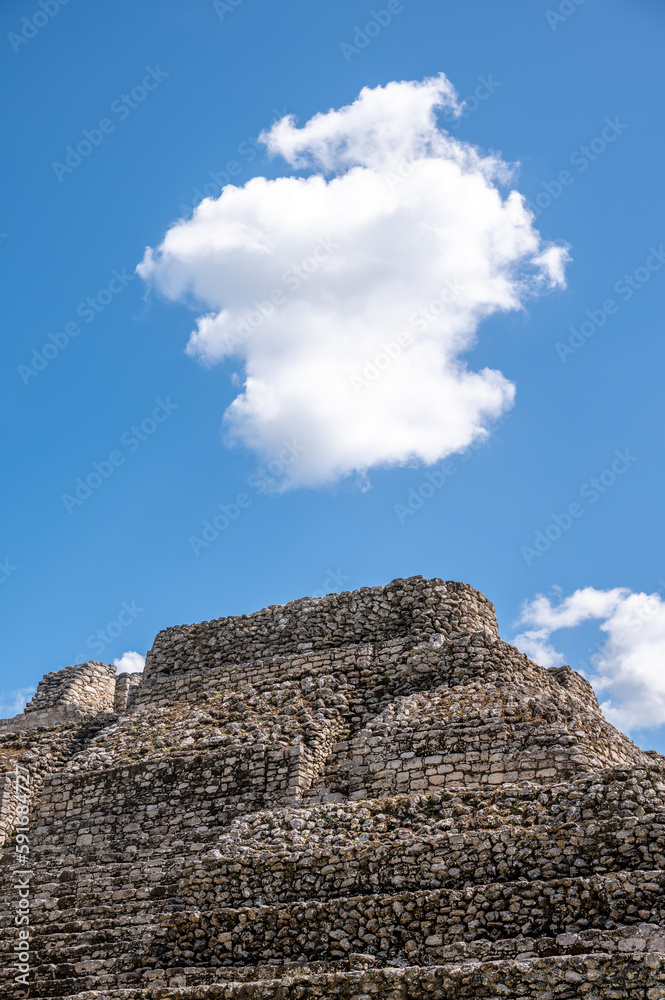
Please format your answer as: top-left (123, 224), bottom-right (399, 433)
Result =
top-left (0, 661), bottom-right (117, 733)
top-left (137, 579), bottom-right (498, 709)
top-left (1, 575), bottom-right (664, 999)
top-left (114, 672), bottom-right (142, 714)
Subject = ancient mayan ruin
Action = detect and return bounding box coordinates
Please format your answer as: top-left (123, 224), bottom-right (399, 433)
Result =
top-left (2, 575), bottom-right (665, 999)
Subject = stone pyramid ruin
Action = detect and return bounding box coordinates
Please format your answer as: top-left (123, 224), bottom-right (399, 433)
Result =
top-left (1, 576), bottom-right (665, 998)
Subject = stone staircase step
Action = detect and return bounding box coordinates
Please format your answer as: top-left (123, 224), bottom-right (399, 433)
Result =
top-left (151, 868), bottom-right (665, 966)
top-left (6, 951), bottom-right (664, 1000)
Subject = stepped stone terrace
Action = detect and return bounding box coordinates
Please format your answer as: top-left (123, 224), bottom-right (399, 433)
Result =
top-left (1, 576), bottom-right (665, 999)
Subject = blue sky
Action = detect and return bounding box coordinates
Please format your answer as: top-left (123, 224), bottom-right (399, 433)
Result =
top-left (2, 0), bottom-right (664, 748)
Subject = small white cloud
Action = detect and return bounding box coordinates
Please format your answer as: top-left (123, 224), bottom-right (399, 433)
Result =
top-left (0, 686), bottom-right (36, 719)
top-left (113, 651), bottom-right (145, 674)
top-left (514, 586), bottom-right (665, 732)
top-left (138, 73), bottom-right (568, 488)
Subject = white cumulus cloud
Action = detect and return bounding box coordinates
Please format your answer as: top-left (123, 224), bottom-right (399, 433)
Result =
top-left (514, 586), bottom-right (665, 732)
top-left (113, 651), bottom-right (145, 674)
top-left (138, 73), bottom-right (568, 488)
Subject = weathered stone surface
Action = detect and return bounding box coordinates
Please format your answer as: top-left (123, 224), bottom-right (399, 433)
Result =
top-left (0, 575), bottom-right (663, 998)
top-left (0, 661), bottom-right (117, 733)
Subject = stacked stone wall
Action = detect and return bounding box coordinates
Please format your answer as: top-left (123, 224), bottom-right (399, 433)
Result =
top-left (0, 660), bottom-right (117, 733)
top-left (340, 684), bottom-right (647, 798)
top-left (31, 953), bottom-right (665, 1000)
top-left (114, 672), bottom-right (143, 713)
top-left (157, 868), bottom-right (665, 967)
top-left (138, 579), bottom-right (499, 708)
top-left (170, 811), bottom-right (665, 909)
top-left (0, 772), bottom-right (18, 848)
top-left (0, 714), bottom-right (123, 849)
top-left (32, 745), bottom-right (323, 852)
top-left (25, 660), bottom-right (116, 715)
